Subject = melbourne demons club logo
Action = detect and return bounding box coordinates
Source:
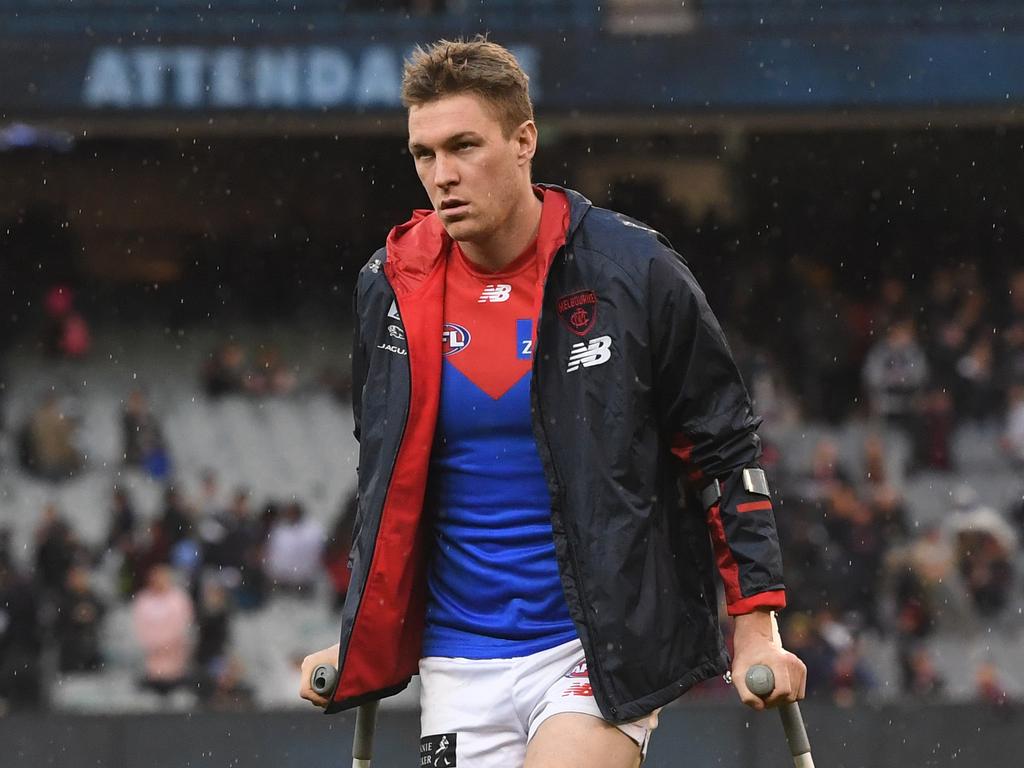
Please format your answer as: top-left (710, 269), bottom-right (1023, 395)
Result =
top-left (442, 323), bottom-right (471, 356)
top-left (556, 290), bottom-right (598, 336)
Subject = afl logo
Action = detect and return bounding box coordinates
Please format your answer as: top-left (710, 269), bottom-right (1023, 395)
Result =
top-left (442, 323), bottom-right (471, 356)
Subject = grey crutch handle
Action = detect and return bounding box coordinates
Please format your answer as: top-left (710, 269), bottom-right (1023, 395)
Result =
top-left (311, 664), bottom-right (338, 696)
top-left (745, 664), bottom-right (815, 768)
top-left (309, 665), bottom-right (379, 768)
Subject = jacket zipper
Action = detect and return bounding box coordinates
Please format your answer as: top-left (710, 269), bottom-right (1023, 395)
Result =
top-left (531, 246), bottom-right (617, 718)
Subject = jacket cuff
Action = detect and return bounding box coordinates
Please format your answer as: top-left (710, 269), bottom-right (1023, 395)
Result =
top-left (726, 588), bottom-right (787, 616)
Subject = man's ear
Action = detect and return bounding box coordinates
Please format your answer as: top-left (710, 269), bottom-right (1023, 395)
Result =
top-left (514, 120), bottom-right (538, 166)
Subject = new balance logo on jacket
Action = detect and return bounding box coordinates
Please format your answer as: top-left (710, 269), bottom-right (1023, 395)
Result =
top-left (477, 284), bottom-right (512, 303)
top-left (566, 335), bottom-right (612, 372)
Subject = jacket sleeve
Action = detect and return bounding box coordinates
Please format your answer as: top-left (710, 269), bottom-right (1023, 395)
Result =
top-left (648, 246), bottom-right (786, 615)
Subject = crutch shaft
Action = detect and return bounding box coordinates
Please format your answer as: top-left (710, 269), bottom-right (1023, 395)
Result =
top-left (352, 700), bottom-right (379, 767)
top-left (309, 665), bottom-right (380, 768)
top-left (746, 663), bottom-right (815, 768)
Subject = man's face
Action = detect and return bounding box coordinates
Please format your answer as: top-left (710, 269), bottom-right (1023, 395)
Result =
top-left (407, 93), bottom-right (534, 243)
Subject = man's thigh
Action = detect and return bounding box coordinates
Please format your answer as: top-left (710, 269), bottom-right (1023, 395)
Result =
top-left (524, 713), bottom-right (641, 768)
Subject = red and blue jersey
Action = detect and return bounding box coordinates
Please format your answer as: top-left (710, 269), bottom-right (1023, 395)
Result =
top-left (423, 189), bottom-right (577, 659)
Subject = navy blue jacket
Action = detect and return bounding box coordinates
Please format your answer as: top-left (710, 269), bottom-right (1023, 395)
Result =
top-left (325, 186), bottom-right (786, 723)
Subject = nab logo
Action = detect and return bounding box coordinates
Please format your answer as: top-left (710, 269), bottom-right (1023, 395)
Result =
top-left (478, 284), bottom-right (511, 303)
top-left (442, 323), bottom-right (471, 356)
top-left (566, 335), bottom-right (612, 372)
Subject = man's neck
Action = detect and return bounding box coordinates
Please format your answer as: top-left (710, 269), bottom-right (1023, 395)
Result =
top-left (458, 187), bottom-right (543, 272)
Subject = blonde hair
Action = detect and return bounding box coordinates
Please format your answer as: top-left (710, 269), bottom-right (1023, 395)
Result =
top-left (401, 36), bottom-right (533, 137)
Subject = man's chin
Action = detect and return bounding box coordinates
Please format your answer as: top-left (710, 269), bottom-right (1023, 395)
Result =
top-left (439, 218), bottom-right (479, 242)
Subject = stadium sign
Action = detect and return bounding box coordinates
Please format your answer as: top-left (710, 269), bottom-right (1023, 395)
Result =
top-left (80, 44), bottom-right (539, 111)
top-left (0, 31), bottom-right (1021, 119)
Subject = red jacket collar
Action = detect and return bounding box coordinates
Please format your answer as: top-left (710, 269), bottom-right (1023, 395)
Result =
top-left (383, 208), bottom-right (450, 297)
top-left (384, 186), bottom-right (571, 297)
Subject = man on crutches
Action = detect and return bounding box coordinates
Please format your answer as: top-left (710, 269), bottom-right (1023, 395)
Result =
top-left (299, 37), bottom-right (806, 767)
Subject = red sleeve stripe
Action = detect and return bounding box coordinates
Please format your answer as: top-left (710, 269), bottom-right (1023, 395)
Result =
top-left (726, 589), bottom-right (787, 616)
top-left (736, 500), bottom-right (773, 513)
top-left (707, 487), bottom-right (787, 615)
top-left (705, 501), bottom-right (743, 606)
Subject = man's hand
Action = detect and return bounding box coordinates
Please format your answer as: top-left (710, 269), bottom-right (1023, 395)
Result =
top-left (731, 610), bottom-right (806, 711)
top-left (299, 642), bottom-right (341, 708)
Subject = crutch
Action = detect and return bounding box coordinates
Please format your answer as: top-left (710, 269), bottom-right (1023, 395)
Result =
top-left (746, 664), bottom-right (813, 768)
top-left (744, 611), bottom-right (814, 768)
top-left (312, 664), bottom-right (380, 768)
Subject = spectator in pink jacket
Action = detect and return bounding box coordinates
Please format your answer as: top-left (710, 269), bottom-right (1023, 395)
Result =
top-left (131, 564), bottom-right (194, 695)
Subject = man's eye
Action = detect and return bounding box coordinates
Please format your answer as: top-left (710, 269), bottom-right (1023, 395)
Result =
top-left (456, 142), bottom-right (474, 151)
top-left (415, 151), bottom-right (434, 160)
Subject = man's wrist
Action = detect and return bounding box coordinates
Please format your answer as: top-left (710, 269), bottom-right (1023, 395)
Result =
top-left (733, 607), bottom-right (774, 643)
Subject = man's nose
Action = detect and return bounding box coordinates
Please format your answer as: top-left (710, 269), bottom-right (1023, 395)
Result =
top-left (433, 152), bottom-right (458, 188)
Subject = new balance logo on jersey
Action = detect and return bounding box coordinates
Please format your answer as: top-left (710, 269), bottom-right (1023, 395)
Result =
top-left (566, 336), bottom-right (612, 372)
top-left (477, 284), bottom-right (511, 303)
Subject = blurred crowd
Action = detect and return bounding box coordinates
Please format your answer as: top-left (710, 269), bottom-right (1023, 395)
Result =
top-left (3, 250), bottom-right (1024, 716)
top-left (18, 386), bottom-right (172, 483)
top-left (767, 438), bottom-right (1018, 708)
top-left (4, 389), bottom-right (1021, 713)
top-left (727, 265), bottom-right (1024, 471)
top-left (15, 330), bottom-right (352, 486)
top-left (202, 339), bottom-right (352, 403)
top-left (727, 263), bottom-right (1024, 708)
top-left (0, 474), bottom-right (355, 715)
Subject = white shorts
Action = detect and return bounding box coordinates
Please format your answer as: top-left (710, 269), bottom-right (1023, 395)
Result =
top-left (419, 638), bottom-right (659, 768)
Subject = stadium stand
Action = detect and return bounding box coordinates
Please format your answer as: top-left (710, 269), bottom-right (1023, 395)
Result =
top-left (0, 323), bottom-right (367, 712)
top-left (2, 308), bottom-right (1022, 714)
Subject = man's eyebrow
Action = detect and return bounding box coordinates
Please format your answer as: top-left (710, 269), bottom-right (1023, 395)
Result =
top-left (444, 131), bottom-right (483, 144)
top-left (408, 132), bottom-right (484, 153)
